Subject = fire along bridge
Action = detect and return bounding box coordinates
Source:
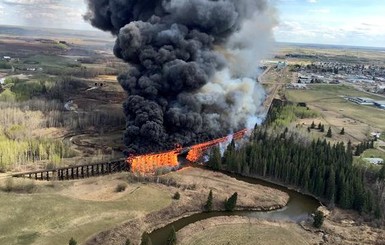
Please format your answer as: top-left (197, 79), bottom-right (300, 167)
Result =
top-left (12, 129), bottom-right (248, 181)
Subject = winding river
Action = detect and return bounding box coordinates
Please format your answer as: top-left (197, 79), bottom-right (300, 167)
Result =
top-left (148, 171), bottom-right (321, 244)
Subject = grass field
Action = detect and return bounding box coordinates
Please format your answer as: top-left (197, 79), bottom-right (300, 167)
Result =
top-left (0, 175), bottom-right (171, 245)
top-left (177, 217), bottom-right (318, 245)
top-left (286, 84), bottom-right (385, 141)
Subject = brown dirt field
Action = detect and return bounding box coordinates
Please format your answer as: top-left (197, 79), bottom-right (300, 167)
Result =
top-left (85, 168), bottom-right (289, 245)
top-left (318, 208), bottom-right (385, 244)
top-left (170, 167), bottom-right (288, 210)
top-left (177, 216), bottom-right (321, 245)
top-left (59, 176), bottom-right (133, 201)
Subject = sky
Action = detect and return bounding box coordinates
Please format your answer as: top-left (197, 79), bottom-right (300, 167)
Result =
top-left (0, 0), bottom-right (384, 48)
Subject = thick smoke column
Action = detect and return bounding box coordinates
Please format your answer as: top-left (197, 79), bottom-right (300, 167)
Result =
top-left (85, 0), bottom-right (276, 154)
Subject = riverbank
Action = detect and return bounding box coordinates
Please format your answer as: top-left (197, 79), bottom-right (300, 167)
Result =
top-left (85, 167), bottom-right (289, 245)
top-left (177, 216), bottom-right (321, 245)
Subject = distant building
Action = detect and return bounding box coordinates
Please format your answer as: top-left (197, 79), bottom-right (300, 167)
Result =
top-left (3, 56), bottom-right (11, 61)
top-left (371, 132), bottom-right (381, 139)
top-left (363, 158), bottom-right (384, 165)
top-left (277, 61), bottom-right (287, 70)
top-left (374, 101), bottom-right (385, 109)
top-left (287, 83), bottom-right (307, 89)
top-left (347, 97), bottom-right (374, 105)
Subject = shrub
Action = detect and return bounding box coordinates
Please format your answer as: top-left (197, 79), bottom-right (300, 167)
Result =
top-left (2, 178), bottom-right (36, 193)
top-left (313, 210), bottom-right (324, 228)
top-left (125, 238), bottom-right (131, 245)
top-left (69, 237), bottom-right (77, 245)
top-left (115, 183), bottom-right (127, 192)
top-left (173, 192), bottom-right (180, 200)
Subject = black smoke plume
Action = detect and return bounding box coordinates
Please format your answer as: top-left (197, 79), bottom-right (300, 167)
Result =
top-left (85, 0), bottom-right (275, 154)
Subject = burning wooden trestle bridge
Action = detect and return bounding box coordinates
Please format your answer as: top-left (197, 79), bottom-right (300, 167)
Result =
top-left (128, 129), bottom-right (248, 173)
top-left (13, 129), bottom-right (248, 180)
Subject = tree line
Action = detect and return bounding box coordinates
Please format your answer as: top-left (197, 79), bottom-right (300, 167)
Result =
top-left (207, 127), bottom-right (382, 218)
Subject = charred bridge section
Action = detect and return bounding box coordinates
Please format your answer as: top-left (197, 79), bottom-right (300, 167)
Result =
top-left (12, 159), bottom-right (128, 181)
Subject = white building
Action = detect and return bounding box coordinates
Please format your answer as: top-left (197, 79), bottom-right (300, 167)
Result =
top-left (363, 158), bottom-right (384, 165)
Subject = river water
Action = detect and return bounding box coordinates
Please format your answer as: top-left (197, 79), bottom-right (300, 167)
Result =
top-left (149, 171), bottom-right (320, 244)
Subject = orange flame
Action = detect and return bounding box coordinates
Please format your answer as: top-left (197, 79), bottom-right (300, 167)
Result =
top-left (186, 129), bottom-right (248, 162)
top-left (127, 129), bottom-right (248, 173)
top-left (128, 147), bottom-right (180, 173)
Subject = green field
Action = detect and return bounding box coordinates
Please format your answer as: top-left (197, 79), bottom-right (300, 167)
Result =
top-left (0, 177), bottom-right (171, 245)
top-left (286, 84), bottom-right (385, 131)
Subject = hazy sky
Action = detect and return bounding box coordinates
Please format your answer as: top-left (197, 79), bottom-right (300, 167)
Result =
top-left (0, 0), bottom-right (384, 47)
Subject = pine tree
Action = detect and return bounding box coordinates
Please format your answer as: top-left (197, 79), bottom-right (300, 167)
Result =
top-left (318, 122), bottom-right (322, 129)
top-left (378, 165), bottom-right (385, 180)
top-left (311, 121), bottom-right (316, 129)
top-left (320, 124), bottom-right (325, 132)
top-left (69, 238), bottom-right (77, 245)
top-left (340, 127), bottom-right (345, 135)
top-left (313, 210), bottom-right (324, 228)
top-left (208, 146), bottom-right (221, 170)
top-left (326, 127), bottom-right (332, 137)
top-left (167, 226), bottom-right (177, 245)
top-left (204, 190), bottom-right (213, 212)
top-left (225, 192), bottom-right (238, 211)
top-left (326, 168), bottom-right (336, 201)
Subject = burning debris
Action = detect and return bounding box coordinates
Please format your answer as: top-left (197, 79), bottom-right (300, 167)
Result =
top-left (128, 129), bottom-right (248, 173)
top-left (85, 0), bottom-right (276, 155)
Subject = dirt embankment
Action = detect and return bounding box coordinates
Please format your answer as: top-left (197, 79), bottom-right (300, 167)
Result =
top-left (85, 167), bottom-right (289, 245)
top-left (177, 216), bottom-right (321, 245)
top-left (299, 207), bottom-right (385, 245)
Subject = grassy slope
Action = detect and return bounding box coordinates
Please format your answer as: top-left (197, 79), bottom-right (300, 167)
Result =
top-left (0, 181), bottom-right (171, 245)
top-left (179, 223), bottom-right (311, 245)
top-left (286, 84), bottom-right (385, 131)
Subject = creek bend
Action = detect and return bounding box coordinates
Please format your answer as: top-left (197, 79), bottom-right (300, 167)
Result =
top-left (148, 171), bottom-right (320, 245)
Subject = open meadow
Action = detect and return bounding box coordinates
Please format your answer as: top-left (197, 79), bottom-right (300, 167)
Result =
top-left (286, 84), bottom-right (385, 142)
top-left (177, 216), bottom-right (320, 245)
top-left (0, 174), bottom-right (171, 245)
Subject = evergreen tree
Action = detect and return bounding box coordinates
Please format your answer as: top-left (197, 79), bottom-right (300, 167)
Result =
top-left (313, 211), bottom-right (324, 228)
top-left (221, 127), bottom-right (382, 216)
top-left (340, 127), bottom-right (345, 135)
top-left (225, 192), bottom-right (238, 211)
top-left (326, 127), bottom-right (332, 137)
top-left (208, 146), bottom-right (221, 170)
top-left (375, 203), bottom-right (382, 219)
top-left (318, 122), bottom-right (322, 129)
top-left (326, 168), bottom-right (336, 201)
top-left (69, 238), bottom-right (77, 245)
top-left (320, 124), bottom-right (325, 132)
top-left (167, 226), bottom-right (177, 245)
top-left (379, 165), bottom-right (385, 180)
top-left (311, 121), bottom-right (316, 129)
top-left (204, 190), bottom-right (213, 212)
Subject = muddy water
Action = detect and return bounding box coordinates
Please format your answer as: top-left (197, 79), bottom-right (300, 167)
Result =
top-left (148, 172), bottom-right (320, 244)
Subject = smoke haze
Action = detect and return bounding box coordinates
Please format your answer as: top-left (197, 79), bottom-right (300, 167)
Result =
top-left (84, 0), bottom-right (276, 154)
